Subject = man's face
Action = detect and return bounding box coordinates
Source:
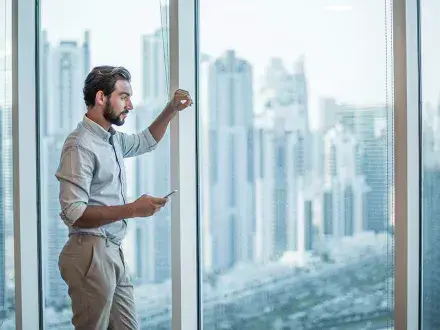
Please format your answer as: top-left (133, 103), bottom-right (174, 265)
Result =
top-left (103, 79), bottom-right (134, 126)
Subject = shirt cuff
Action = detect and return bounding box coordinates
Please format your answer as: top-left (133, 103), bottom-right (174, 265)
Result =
top-left (142, 127), bottom-right (158, 151)
top-left (60, 202), bottom-right (87, 226)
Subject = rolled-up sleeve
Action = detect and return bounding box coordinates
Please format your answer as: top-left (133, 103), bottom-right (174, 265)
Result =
top-left (117, 127), bottom-right (158, 158)
top-left (55, 145), bottom-right (94, 226)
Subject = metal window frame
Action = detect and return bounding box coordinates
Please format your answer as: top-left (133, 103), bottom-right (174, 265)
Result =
top-left (169, 0), bottom-right (200, 329)
top-left (11, 0), bottom-right (41, 328)
top-left (393, 0), bottom-right (421, 329)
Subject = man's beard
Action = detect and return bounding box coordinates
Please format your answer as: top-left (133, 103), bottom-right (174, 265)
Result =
top-left (103, 100), bottom-right (128, 126)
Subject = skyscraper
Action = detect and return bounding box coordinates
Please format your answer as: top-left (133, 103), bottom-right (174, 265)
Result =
top-left (132, 27), bottom-right (171, 283)
top-left (254, 116), bottom-right (276, 263)
top-left (208, 50), bottom-right (255, 272)
top-left (199, 54), bottom-right (213, 272)
top-left (0, 105), bottom-right (11, 316)
top-left (141, 27), bottom-right (169, 102)
top-left (319, 100), bottom-right (390, 232)
top-left (321, 124), bottom-right (368, 238)
top-left (0, 51), bottom-right (12, 316)
top-left (133, 105), bottom-right (171, 283)
top-left (40, 31), bottom-right (90, 308)
top-left (41, 31), bottom-right (90, 136)
top-left (421, 112), bottom-right (440, 329)
top-left (256, 56), bottom-right (312, 260)
top-left (41, 136), bottom-right (69, 307)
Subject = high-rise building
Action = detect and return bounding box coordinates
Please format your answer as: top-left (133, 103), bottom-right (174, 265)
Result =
top-left (0, 52), bottom-right (11, 108)
top-left (133, 105), bottom-right (171, 283)
top-left (0, 126), bottom-right (4, 318)
top-left (421, 116), bottom-right (440, 329)
top-left (40, 30), bottom-right (50, 137)
top-left (0, 52), bottom-right (12, 315)
top-left (132, 27), bottom-right (171, 283)
top-left (254, 117), bottom-right (276, 263)
top-left (41, 136), bottom-right (69, 307)
top-left (0, 105), bottom-right (12, 316)
top-left (40, 31), bottom-right (90, 136)
top-left (298, 199), bottom-right (314, 253)
top-left (199, 54), bottom-right (213, 272)
top-left (319, 100), bottom-right (390, 232)
top-left (320, 124), bottom-right (368, 239)
top-left (82, 31), bottom-right (90, 80)
top-left (39, 31), bottom-right (91, 307)
top-left (255, 56), bottom-right (313, 261)
top-left (208, 50), bottom-right (255, 272)
top-left (141, 28), bottom-right (169, 103)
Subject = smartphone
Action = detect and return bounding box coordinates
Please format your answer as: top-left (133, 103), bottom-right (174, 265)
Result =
top-left (163, 189), bottom-right (178, 198)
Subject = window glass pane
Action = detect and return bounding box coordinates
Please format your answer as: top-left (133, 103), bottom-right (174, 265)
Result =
top-left (198, 1), bottom-right (395, 329)
top-left (421, 0), bottom-right (440, 328)
top-left (39, 1), bottom-right (171, 328)
top-left (0, 0), bottom-right (15, 328)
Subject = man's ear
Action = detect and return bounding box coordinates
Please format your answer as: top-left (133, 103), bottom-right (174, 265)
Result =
top-left (96, 91), bottom-right (106, 106)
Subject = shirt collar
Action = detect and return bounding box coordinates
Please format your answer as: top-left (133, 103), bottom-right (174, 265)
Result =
top-left (82, 115), bottom-right (116, 142)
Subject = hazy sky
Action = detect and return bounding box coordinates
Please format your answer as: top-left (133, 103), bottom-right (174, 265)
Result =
top-left (2, 0), bottom-right (440, 114)
top-left (38, 1), bottom-right (391, 112)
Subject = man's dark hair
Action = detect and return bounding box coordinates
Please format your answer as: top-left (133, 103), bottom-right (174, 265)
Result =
top-left (83, 66), bottom-right (131, 107)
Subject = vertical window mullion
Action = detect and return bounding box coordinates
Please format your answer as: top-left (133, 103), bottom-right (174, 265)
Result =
top-left (393, 0), bottom-right (421, 328)
top-left (169, 0), bottom-right (199, 329)
top-left (12, 0), bottom-right (40, 328)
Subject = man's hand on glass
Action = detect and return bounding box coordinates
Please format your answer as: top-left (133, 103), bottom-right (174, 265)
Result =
top-left (169, 89), bottom-right (193, 112)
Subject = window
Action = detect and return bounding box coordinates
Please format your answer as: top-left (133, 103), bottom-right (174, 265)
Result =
top-left (0, 0), bottom-right (428, 328)
top-left (198, 1), bottom-right (395, 329)
top-left (0, 0), bottom-right (15, 327)
top-left (39, 0), bottom-right (172, 328)
top-left (420, 0), bottom-right (440, 328)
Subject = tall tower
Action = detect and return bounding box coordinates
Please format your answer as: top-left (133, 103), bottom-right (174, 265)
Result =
top-left (254, 112), bottom-right (275, 262)
top-left (40, 32), bottom-right (91, 308)
top-left (319, 100), bottom-right (389, 232)
top-left (0, 105), bottom-right (11, 316)
top-left (39, 30), bottom-right (50, 137)
top-left (83, 31), bottom-right (91, 79)
top-left (133, 105), bottom-right (171, 283)
top-left (41, 136), bottom-right (69, 308)
top-left (41, 33), bottom-right (90, 135)
top-left (141, 28), bottom-right (169, 103)
top-left (421, 114), bottom-right (440, 329)
top-left (256, 56), bottom-right (312, 260)
top-left (132, 28), bottom-right (171, 283)
top-left (208, 50), bottom-right (255, 272)
top-left (199, 54), bottom-right (213, 272)
top-left (0, 42), bottom-right (12, 317)
top-left (321, 124), bottom-right (368, 239)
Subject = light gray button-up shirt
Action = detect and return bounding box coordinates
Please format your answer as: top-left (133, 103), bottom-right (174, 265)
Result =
top-left (55, 115), bottom-right (158, 245)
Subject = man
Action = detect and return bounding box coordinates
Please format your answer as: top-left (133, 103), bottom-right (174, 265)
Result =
top-left (55, 65), bottom-right (193, 329)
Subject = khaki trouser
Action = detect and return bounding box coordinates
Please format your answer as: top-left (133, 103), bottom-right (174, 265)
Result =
top-left (58, 234), bottom-right (139, 330)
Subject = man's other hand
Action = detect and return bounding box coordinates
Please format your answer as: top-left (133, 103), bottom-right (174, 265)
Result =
top-left (131, 194), bottom-right (168, 218)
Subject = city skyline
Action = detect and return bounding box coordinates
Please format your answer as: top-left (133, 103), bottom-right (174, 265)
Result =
top-left (0, 1), bottom-right (402, 328)
top-left (3, 0), bottom-right (440, 329)
top-left (32, 24), bottom-right (396, 329)
top-left (39, 0), bottom-right (397, 130)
